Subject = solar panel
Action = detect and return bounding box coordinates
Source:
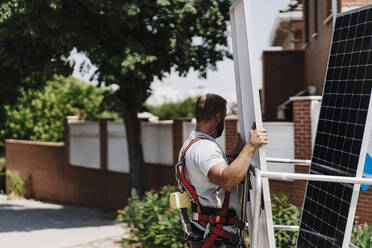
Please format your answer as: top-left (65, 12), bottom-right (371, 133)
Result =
top-left (297, 5), bottom-right (372, 248)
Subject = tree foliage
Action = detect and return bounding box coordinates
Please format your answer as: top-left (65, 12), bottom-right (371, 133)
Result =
top-left (0, 0), bottom-right (233, 196)
top-left (0, 0), bottom-right (73, 103)
top-left (0, 76), bottom-right (111, 150)
top-left (147, 97), bottom-right (198, 120)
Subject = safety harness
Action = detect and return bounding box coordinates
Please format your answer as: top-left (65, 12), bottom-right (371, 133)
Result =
top-left (176, 137), bottom-right (245, 248)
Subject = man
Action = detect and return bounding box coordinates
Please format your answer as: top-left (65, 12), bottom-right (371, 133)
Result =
top-left (179, 93), bottom-right (268, 248)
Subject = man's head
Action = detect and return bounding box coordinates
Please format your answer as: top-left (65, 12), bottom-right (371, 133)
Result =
top-left (195, 94), bottom-right (227, 138)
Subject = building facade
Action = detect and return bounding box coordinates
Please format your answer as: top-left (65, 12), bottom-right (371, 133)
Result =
top-left (263, 0), bottom-right (372, 121)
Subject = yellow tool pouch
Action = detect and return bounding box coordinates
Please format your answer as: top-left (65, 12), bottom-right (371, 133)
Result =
top-left (170, 191), bottom-right (191, 209)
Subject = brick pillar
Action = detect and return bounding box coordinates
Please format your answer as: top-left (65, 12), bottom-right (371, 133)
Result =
top-left (290, 96), bottom-right (321, 206)
top-left (172, 118), bottom-right (192, 164)
top-left (99, 118), bottom-right (114, 171)
top-left (63, 116), bottom-right (80, 166)
top-left (342, 0), bottom-right (372, 9)
top-left (224, 115), bottom-right (238, 152)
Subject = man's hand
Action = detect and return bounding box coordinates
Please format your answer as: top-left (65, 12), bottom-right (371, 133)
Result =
top-left (247, 127), bottom-right (268, 150)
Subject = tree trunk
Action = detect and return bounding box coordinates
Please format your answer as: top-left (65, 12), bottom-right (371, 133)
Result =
top-left (122, 106), bottom-right (148, 198)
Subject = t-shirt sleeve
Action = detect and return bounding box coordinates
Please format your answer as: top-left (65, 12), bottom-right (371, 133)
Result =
top-left (190, 140), bottom-right (226, 177)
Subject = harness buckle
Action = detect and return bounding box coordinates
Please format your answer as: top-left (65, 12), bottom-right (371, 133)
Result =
top-left (203, 222), bottom-right (211, 240)
top-left (192, 212), bottom-right (199, 220)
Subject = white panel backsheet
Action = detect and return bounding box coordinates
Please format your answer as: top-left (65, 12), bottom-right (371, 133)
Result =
top-left (230, 0), bottom-right (276, 247)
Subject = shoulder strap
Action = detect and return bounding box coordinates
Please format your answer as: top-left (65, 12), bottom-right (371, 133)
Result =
top-left (178, 137), bottom-right (206, 214)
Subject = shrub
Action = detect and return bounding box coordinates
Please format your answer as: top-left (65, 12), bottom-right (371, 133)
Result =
top-left (117, 188), bottom-right (302, 248)
top-left (117, 186), bottom-right (186, 248)
top-left (351, 224), bottom-right (372, 248)
top-left (5, 170), bottom-right (26, 197)
top-left (118, 189), bottom-right (371, 248)
top-left (146, 97), bottom-right (197, 120)
top-left (271, 194), bottom-right (301, 248)
top-left (0, 157), bottom-right (5, 169)
top-left (0, 76), bottom-right (116, 151)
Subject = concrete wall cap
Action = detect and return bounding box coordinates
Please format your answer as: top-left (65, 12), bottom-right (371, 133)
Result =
top-left (264, 122), bottom-right (293, 126)
top-left (172, 117), bottom-right (193, 122)
top-left (290, 96), bottom-right (322, 101)
top-left (226, 115), bottom-right (239, 120)
top-left (5, 139), bottom-right (64, 147)
top-left (141, 120), bottom-right (173, 126)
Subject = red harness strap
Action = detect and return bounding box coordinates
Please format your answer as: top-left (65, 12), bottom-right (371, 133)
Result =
top-left (178, 137), bottom-right (244, 248)
top-left (192, 213), bottom-right (245, 230)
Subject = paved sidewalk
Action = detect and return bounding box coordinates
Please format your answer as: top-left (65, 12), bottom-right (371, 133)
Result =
top-left (0, 197), bottom-right (128, 248)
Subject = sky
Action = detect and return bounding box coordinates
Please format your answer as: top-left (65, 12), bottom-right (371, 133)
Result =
top-left (73, 0), bottom-right (290, 105)
top-left (149, 0), bottom-right (290, 104)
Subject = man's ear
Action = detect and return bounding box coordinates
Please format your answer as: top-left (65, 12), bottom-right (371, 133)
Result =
top-left (215, 113), bottom-right (222, 123)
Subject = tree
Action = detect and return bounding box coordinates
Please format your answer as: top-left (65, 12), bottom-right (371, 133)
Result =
top-left (0, 0), bottom-right (232, 197)
top-left (0, 76), bottom-right (113, 150)
top-left (147, 97), bottom-right (198, 120)
top-left (0, 1), bottom-right (74, 156)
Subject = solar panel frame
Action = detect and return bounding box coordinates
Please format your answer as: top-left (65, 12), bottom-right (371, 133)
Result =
top-left (297, 5), bottom-right (372, 248)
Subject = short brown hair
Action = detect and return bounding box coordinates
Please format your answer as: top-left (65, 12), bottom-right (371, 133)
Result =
top-left (195, 94), bottom-right (227, 121)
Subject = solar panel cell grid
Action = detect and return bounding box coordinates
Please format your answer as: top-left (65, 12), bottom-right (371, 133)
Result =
top-left (297, 5), bottom-right (372, 248)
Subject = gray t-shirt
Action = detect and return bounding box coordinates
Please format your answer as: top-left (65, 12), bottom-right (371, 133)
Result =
top-left (179, 131), bottom-right (241, 217)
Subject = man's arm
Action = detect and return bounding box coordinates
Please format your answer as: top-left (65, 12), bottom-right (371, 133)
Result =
top-left (207, 128), bottom-right (267, 192)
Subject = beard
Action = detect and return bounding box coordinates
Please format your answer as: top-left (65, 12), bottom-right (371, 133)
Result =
top-left (216, 120), bottom-right (224, 138)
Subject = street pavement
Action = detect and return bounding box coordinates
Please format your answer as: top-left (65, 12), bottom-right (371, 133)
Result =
top-left (0, 196), bottom-right (129, 248)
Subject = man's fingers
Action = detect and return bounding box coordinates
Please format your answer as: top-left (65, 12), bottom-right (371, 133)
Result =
top-left (259, 133), bottom-right (268, 139)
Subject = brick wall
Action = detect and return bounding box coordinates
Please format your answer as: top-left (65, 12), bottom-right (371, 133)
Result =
top-left (224, 116), bottom-right (238, 152)
top-left (5, 139), bottom-right (176, 210)
top-left (342, 0), bottom-right (372, 9)
top-left (172, 119), bottom-right (184, 164)
top-left (292, 97), bottom-right (319, 207)
top-left (293, 98), bottom-right (313, 160)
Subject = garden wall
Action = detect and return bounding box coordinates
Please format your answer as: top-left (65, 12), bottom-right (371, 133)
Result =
top-left (5, 97), bottom-right (372, 223)
top-left (5, 139), bottom-right (175, 210)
